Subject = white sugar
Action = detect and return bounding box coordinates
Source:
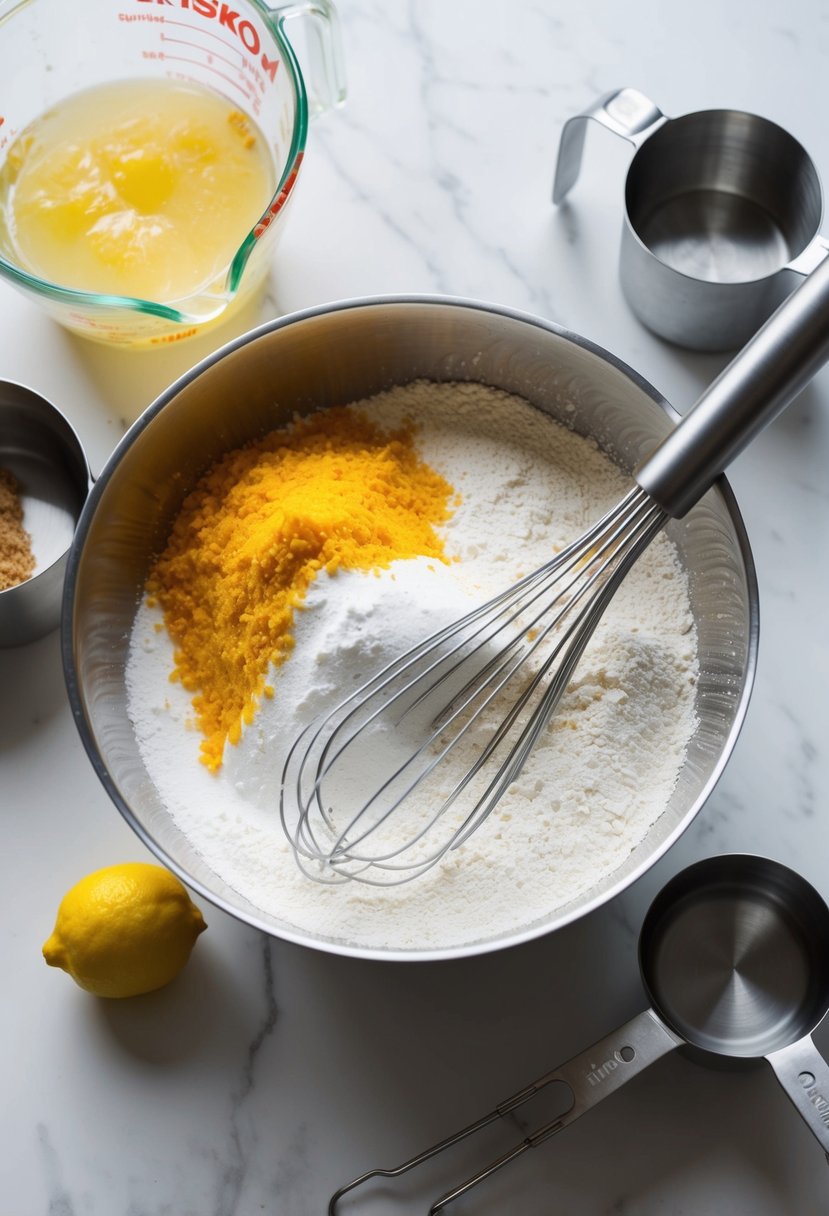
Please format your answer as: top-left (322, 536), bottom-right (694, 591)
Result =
top-left (126, 381), bottom-right (698, 950)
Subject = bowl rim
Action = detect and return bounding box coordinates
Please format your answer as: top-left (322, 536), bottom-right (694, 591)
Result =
top-left (61, 293), bottom-right (760, 961)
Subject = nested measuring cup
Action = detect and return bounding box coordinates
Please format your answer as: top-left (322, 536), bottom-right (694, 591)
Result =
top-left (331, 855), bottom-right (829, 1213)
top-left (0, 0), bottom-right (345, 346)
top-left (553, 88), bottom-right (829, 351)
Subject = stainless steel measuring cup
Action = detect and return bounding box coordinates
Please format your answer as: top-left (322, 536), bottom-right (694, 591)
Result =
top-left (0, 382), bottom-right (92, 646)
top-left (553, 89), bottom-right (829, 351)
top-left (330, 854), bottom-right (829, 1213)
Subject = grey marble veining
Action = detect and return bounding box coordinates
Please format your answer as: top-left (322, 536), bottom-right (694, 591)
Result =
top-left (3, 1), bottom-right (829, 1213)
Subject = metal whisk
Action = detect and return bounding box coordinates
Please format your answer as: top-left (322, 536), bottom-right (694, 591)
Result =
top-left (280, 257), bottom-right (829, 885)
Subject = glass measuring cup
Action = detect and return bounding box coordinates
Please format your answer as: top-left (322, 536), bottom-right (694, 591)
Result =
top-left (0, 0), bottom-right (345, 347)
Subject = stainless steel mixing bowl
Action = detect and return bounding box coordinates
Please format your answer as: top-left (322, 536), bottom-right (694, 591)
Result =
top-left (61, 296), bottom-right (759, 960)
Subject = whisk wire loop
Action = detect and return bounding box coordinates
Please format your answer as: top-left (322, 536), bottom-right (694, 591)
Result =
top-left (280, 486), bottom-right (667, 886)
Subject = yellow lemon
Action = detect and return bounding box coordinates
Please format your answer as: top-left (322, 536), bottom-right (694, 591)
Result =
top-left (42, 862), bottom-right (207, 998)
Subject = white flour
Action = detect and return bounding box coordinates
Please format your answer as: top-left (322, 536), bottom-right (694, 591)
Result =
top-left (126, 381), bottom-right (698, 950)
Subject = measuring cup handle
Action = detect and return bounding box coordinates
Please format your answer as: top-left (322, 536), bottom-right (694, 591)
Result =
top-left (786, 235), bottom-right (829, 278)
top-left (552, 87), bottom-right (667, 204)
top-left (330, 1008), bottom-right (680, 1215)
top-left (427, 1009), bottom-right (681, 1214)
top-left (542, 1006), bottom-right (681, 1121)
top-left (270, 0), bottom-right (347, 117)
top-left (766, 1035), bottom-right (829, 1155)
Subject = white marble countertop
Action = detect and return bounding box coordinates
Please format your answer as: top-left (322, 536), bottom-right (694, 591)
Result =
top-left (4, 1), bottom-right (829, 1212)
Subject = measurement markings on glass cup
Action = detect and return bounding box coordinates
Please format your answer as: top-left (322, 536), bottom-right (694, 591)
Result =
top-left (160, 25), bottom-right (262, 110)
top-left (0, 120), bottom-right (18, 156)
top-left (139, 18), bottom-right (280, 114)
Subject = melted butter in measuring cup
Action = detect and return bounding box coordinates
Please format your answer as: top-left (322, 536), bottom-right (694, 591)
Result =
top-left (0, 78), bottom-right (276, 305)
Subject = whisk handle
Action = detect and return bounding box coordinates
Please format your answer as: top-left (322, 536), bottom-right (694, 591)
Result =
top-left (636, 250), bottom-right (829, 518)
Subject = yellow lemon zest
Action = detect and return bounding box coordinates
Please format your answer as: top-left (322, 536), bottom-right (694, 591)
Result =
top-left (147, 407), bottom-right (455, 771)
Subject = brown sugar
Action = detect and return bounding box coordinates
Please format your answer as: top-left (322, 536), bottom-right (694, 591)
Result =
top-left (0, 468), bottom-right (35, 590)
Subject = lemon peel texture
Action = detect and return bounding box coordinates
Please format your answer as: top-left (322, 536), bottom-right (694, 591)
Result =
top-left (43, 862), bottom-right (206, 998)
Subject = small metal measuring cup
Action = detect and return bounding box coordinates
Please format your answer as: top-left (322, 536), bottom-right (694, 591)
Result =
top-left (331, 854), bottom-right (829, 1213)
top-left (0, 382), bottom-right (91, 646)
top-left (553, 88), bottom-right (829, 350)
